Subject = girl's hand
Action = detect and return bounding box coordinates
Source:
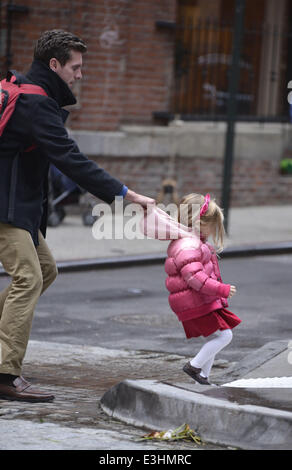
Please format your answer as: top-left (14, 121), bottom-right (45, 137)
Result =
top-left (228, 285), bottom-right (237, 298)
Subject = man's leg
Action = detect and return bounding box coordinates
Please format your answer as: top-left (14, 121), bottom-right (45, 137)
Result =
top-left (0, 285), bottom-right (11, 321)
top-left (0, 224), bottom-right (55, 401)
top-left (36, 230), bottom-right (58, 295)
top-left (0, 223), bottom-right (44, 375)
top-left (0, 231), bottom-right (57, 321)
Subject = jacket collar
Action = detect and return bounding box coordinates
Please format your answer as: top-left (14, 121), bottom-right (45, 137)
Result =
top-left (25, 60), bottom-right (77, 108)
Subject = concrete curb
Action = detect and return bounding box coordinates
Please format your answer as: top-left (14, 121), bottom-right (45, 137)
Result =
top-left (100, 379), bottom-right (292, 450)
top-left (215, 339), bottom-right (290, 385)
top-left (1, 241), bottom-right (291, 277)
top-left (221, 241), bottom-right (292, 258)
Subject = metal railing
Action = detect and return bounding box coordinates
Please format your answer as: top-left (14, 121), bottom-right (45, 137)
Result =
top-left (171, 19), bottom-right (292, 122)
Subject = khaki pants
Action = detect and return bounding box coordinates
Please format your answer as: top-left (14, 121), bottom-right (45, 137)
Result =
top-left (0, 223), bottom-right (58, 376)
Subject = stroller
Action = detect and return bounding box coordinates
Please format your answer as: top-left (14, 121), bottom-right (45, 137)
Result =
top-left (47, 165), bottom-right (97, 227)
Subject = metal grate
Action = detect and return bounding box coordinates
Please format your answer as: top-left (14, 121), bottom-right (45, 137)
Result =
top-left (171, 19), bottom-right (292, 122)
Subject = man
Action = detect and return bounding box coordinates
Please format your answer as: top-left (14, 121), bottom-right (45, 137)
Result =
top-left (0, 30), bottom-right (155, 402)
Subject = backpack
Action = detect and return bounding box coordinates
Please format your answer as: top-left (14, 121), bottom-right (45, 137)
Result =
top-left (0, 71), bottom-right (48, 144)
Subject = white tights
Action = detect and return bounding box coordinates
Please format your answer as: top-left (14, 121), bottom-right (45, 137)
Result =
top-left (190, 329), bottom-right (233, 378)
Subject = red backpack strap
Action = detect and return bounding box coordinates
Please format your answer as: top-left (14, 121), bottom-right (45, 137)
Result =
top-left (18, 83), bottom-right (48, 97)
top-left (0, 76), bottom-right (47, 137)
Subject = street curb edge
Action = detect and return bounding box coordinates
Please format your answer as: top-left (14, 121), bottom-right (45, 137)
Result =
top-left (0, 242), bottom-right (292, 276)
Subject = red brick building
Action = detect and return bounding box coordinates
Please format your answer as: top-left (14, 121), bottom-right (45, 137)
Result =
top-left (0, 0), bottom-right (177, 131)
top-left (1, 0), bottom-right (292, 207)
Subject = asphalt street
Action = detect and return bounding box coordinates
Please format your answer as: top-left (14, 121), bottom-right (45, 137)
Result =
top-left (0, 254), bottom-right (291, 452)
top-left (7, 253), bottom-right (290, 362)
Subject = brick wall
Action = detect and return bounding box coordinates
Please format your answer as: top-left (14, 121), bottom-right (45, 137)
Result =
top-left (1, 1), bottom-right (291, 207)
top-left (90, 154), bottom-right (292, 208)
top-left (0, 0), bottom-right (176, 131)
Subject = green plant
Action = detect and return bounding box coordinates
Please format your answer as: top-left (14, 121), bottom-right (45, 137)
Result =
top-left (280, 159), bottom-right (292, 174)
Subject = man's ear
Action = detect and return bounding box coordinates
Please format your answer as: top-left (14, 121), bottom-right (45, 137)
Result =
top-left (49, 58), bottom-right (59, 72)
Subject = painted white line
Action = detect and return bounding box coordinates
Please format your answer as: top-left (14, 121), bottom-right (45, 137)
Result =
top-left (223, 376), bottom-right (292, 388)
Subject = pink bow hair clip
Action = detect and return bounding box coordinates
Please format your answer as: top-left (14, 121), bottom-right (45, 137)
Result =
top-left (200, 194), bottom-right (211, 217)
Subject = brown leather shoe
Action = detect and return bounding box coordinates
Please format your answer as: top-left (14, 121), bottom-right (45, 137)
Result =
top-left (183, 362), bottom-right (211, 385)
top-left (0, 376), bottom-right (55, 402)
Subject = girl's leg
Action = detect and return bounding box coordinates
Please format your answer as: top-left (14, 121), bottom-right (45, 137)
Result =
top-left (190, 329), bottom-right (233, 377)
top-left (200, 357), bottom-right (215, 379)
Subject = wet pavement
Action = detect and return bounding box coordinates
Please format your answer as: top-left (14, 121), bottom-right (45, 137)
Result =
top-left (3, 338), bottom-right (291, 450)
top-left (101, 341), bottom-right (292, 450)
top-left (2, 258), bottom-right (292, 450)
top-left (0, 205), bottom-right (291, 451)
top-left (0, 341), bottom-right (227, 450)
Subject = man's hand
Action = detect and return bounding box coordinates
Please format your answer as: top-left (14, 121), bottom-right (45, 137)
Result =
top-left (228, 285), bottom-right (237, 298)
top-left (125, 189), bottom-right (156, 208)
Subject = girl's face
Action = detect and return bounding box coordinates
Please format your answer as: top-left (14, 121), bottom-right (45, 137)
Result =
top-left (200, 222), bottom-right (215, 240)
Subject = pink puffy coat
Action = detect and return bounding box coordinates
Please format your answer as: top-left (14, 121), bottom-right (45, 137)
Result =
top-left (165, 237), bottom-right (231, 322)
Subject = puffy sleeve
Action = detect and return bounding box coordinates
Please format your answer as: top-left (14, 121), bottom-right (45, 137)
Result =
top-left (175, 246), bottom-right (230, 298)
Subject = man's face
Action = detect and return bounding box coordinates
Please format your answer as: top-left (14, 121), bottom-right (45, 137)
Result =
top-left (49, 50), bottom-right (83, 88)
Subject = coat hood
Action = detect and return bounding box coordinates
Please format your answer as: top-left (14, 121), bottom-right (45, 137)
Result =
top-left (25, 60), bottom-right (77, 108)
top-left (140, 205), bottom-right (199, 242)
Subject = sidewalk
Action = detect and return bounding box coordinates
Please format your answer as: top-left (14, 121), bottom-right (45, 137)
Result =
top-left (101, 340), bottom-right (292, 450)
top-left (44, 204), bottom-right (292, 266)
top-left (0, 204), bottom-right (292, 450)
top-left (0, 340), bottom-right (291, 450)
top-left (0, 205), bottom-right (292, 273)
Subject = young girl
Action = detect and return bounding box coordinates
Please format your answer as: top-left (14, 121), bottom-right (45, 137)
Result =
top-left (163, 193), bottom-right (241, 385)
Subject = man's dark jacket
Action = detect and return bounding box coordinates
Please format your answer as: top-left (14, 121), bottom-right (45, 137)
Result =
top-left (0, 60), bottom-right (126, 245)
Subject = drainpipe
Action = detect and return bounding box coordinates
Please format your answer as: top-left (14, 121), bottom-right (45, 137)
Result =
top-left (221, 0), bottom-right (246, 233)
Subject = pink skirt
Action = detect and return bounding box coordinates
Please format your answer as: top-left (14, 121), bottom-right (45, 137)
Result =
top-left (182, 308), bottom-right (241, 338)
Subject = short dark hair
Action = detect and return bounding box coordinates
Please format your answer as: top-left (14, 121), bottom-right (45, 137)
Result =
top-left (34, 29), bottom-right (87, 66)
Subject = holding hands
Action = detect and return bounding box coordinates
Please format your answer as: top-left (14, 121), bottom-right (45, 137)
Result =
top-left (125, 189), bottom-right (156, 208)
